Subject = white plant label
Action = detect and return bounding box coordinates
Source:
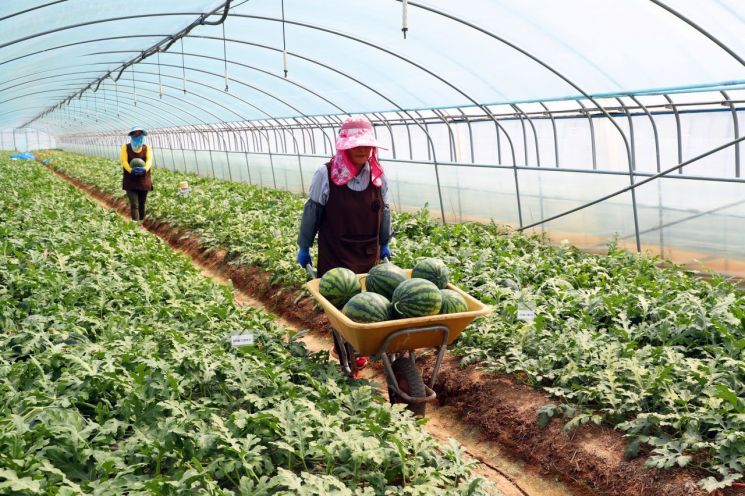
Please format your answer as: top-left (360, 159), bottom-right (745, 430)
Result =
top-left (230, 333), bottom-right (255, 347)
top-left (517, 307), bottom-right (535, 321)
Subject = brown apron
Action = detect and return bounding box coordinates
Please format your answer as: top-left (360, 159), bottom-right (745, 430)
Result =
top-left (122, 144), bottom-right (153, 191)
top-left (317, 162), bottom-right (383, 277)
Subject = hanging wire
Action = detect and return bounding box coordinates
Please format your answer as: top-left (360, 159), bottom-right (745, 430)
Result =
top-left (180, 38), bottom-right (187, 94)
top-left (222, 22), bottom-right (229, 91)
top-left (402, 0), bottom-right (408, 39)
top-left (132, 63), bottom-right (137, 106)
top-left (114, 78), bottom-right (120, 118)
top-left (281, 0), bottom-right (288, 77)
top-left (23, 1), bottom-right (233, 129)
top-left (157, 49), bottom-right (163, 98)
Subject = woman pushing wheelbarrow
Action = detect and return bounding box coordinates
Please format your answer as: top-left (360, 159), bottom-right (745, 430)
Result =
top-left (296, 115), bottom-right (392, 374)
top-left (298, 116), bottom-right (490, 417)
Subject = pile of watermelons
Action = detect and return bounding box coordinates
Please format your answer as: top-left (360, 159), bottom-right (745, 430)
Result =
top-left (318, 258), bottom-right (469, 323)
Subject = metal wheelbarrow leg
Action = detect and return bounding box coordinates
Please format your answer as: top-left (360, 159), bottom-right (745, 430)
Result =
top-left (331, 328), bottom-right (359, 377)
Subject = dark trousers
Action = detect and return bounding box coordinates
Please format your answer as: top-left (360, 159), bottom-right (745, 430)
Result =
top-left (126, 190), bottom-right (148, 221)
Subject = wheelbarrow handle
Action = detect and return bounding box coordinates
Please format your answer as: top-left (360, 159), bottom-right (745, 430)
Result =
top-left (307, 257), bottom-right (387, 280)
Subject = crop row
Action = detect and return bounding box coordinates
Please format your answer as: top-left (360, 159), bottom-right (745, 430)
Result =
top-left (46, 150), bottom-right (745, 489)
top-left (0, 156), bottom-right (483, 495)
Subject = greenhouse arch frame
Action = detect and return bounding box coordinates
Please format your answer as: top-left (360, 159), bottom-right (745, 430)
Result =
top-left (2, 0), bottom-right (745, 273)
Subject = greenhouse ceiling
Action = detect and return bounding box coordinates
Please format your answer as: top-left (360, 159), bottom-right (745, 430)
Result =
top-left (1, 0), bottom-right (745, 134)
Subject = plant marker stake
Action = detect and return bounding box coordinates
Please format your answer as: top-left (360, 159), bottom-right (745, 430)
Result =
top-left (230, 332), bottom-right (254, 347)
top-left (517, 306), bottom-right (535, 322)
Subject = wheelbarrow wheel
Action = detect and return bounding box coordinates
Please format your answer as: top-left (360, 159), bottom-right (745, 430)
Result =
top-left (387, 357), bottom-right (427, 417)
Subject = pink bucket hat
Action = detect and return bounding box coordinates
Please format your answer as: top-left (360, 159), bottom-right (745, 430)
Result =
top-left (330, 115), bottom-right (387, 187)
top-left (335, 115), bottom-right (388, 150)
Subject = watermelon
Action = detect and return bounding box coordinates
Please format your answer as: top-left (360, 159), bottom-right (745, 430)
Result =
top-left (342, 292), bottom-right (392, 323)
top-left (130, 158), bottom-right (146, 168)
top-left (412, 258), bottom-right (449, 289)
top-left (319, 267), bottom-right (360, 308)
top-left (391, 278), bottom-right (442, 318)
top-left (365, 262), bottom-right (408, 299)
top-left (439, 289), bottom-right (468, 314)
top-left (497, 278), bottom-right (520, 291)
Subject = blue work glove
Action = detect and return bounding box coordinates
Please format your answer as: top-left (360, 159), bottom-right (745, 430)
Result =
top-left (131, 167), bottom-right (145, 176)
top-left (296, 247), bottom-right (312, 268)
top-left (380, 244), bottom-right (392, 260)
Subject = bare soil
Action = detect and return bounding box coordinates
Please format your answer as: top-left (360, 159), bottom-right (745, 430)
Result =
top-left (420, 356), bottom-right (709, 496)
top-left (48, 164), bottom-right (724, 496)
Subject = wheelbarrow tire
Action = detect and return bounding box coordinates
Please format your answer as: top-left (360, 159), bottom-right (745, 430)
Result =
top-left (388, 357), bottom-right (427, 417)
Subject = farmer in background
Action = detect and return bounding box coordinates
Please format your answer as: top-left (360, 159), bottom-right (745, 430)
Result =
top-left (296, 115), bottom-right (392, 276)
top-left (120, 126), bottom-right (153, 222)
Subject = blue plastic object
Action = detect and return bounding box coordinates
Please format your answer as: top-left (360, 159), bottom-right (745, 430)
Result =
top-left (9, 152), bottom-right (35, 160)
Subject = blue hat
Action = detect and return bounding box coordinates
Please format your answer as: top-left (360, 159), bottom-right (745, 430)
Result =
top-left (128, 126), bottom-right (148, 136)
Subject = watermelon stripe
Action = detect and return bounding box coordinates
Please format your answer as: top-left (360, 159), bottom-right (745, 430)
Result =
top-left (412, 258), bottom-right (449, 289)
top-left (440, 289), bottom-right (467, 314)
top-left (343, 292), bottom-right (392, 323)
top-left (366, 263), bottom-right (408, 300)
top-left (320, 267), bottom-right (361, 308)
top-left (392, 278), bottom-right (442, 317)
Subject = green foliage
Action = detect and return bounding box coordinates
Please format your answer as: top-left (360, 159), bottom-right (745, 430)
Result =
top-left (46, 149), bottom-right (745, 489)
top-left (0, 155), bottom-right (484, 495)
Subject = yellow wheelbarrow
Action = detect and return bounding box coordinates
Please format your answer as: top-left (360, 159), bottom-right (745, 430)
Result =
top-left (305, 265), bottom-right (491, 417)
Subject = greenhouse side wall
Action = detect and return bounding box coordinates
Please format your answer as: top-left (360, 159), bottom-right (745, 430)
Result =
top-left (57, 103), bottom-right (745, 277)
top-left (57, 145), bottom-right (745, 279)
top-left (1, 129), bottom-right (56, 151)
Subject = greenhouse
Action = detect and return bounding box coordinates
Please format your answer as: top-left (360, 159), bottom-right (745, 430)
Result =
top-left (2, 1), bottom-right (745, 495)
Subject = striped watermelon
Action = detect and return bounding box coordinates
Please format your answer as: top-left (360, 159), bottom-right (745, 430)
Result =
top-left (439, 289), bottom-right (468, 314)
top-left (319, 267), bottom-right (360, 308)
top-left (412, 258), bottom-right (449, 289)
top-left (391, 278), bottom-right (442, 318)
top-left (365, 262), bottom-right (408, 299)
top-left (130, 158), bottom-right (146, 168)
top-left (342, 292), bottom-right (392, 323)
